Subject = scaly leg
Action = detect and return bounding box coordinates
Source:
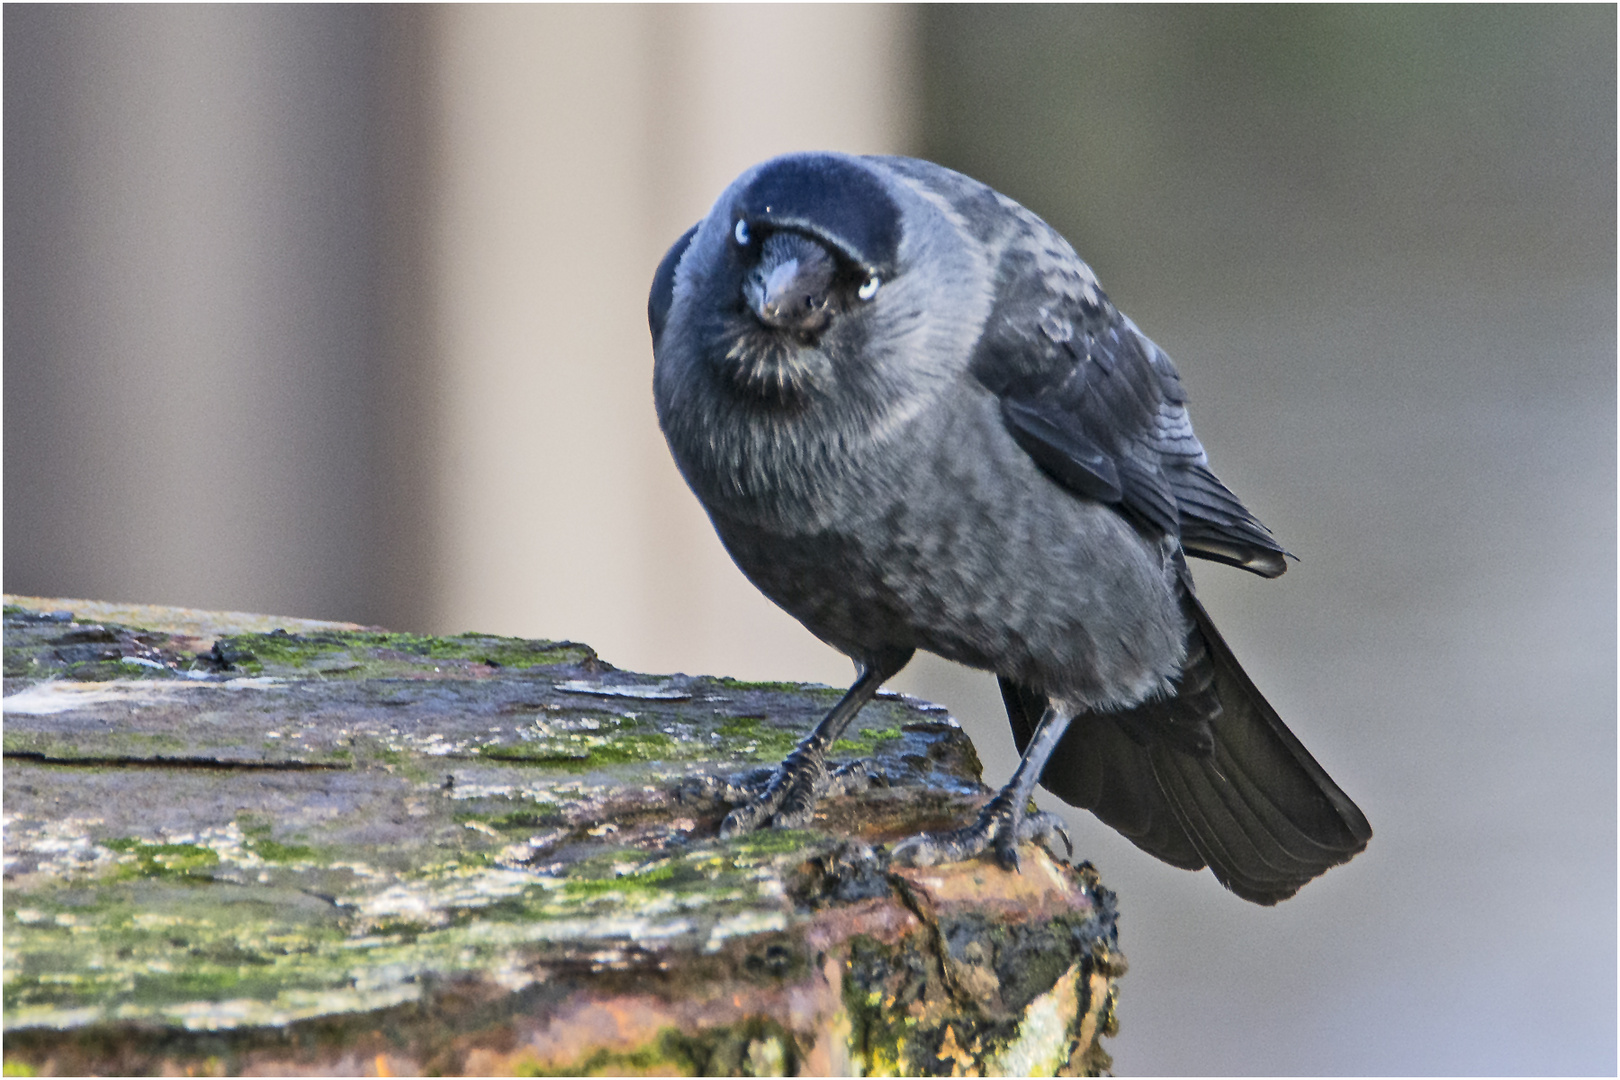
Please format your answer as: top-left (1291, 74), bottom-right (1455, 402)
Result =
top-left (890, 699), bottom-right (1075, 870)
top-left (719, 647), bottom-right (913, 837)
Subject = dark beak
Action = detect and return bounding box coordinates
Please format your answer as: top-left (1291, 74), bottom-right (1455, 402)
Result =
top-left (743, 235), bottom-right (837, 336)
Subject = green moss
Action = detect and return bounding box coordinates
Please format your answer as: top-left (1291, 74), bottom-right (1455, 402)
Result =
top-left (3, 730), bottom-right (192, 761)
top-left (209, 629), bottom-right (593, 679)
top-left (711, 677), bottom-right (808, 694)
top-left (2, 654), bottom-right (38, 678)
top-left (715, 716), bottom-right (799, 758)
top-left (726, 829), bottom-right (821, 858)
top-left (712, 710), bottom-right (908, 764)
top-left (6, 852), bottom-right (743, 1027)
top-left (2, 732), bottom-right (59, 757)
top-left (455, 805), bottom-right (569, 833)
top-left (3, 1059), bottom-right (39, 1076)
top-left (228, 815), bottom-right (323, 864)
top-left (121, 732), bottom-right (189, 753)
top-left (476, 735), bottom-right (675, 770)
top-left (831, 724), bottom-right (904, 755)
top-left (248, 838), bottom-right (317, 863)
top-left (841, 934), bottom-right (918, 1076)
top-left (1, 612), bottom-right (174, 682)
top-left (354, 741), bottom-right (431, 781)
top-left (103, 839), bottom-right (221, 881)
top-left (478, 744), bottom-right (588, 767)
top-left (365, 630), bottom-right (591, 670)
top-left (571, 733), bottom-right (678, 765)
top-left (513, 1017), bottom-right (800, 1077)
top-left (560, 863), bottom-right (676, 897)
top-left (477, 716), bottom-right (678, 772)
top-left (3, 602), bottom-right (1040, 1059)
top-left (3, 886), bottom-right (366, 1025)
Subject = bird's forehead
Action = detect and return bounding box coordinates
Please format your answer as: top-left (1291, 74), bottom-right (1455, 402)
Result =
top-left (730, 154), bottom-right (902, 277)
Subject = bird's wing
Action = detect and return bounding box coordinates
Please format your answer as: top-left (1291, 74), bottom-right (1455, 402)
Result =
top-left (648, 223), bottom-right (699, 348)
top-left (968, 215), bottom-right (1287, 577)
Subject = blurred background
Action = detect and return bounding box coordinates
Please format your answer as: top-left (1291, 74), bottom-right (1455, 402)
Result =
top-left (5, 5), bottom-right (1613, 1074)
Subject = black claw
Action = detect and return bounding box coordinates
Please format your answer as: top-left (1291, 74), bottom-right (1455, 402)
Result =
top-left (718, 803), bottom-right (762, 838)
top-left (826, 759), bottom-right (882, 797)
top-left (1016, 810), bottom-right (1074, 864)
top-left (888, 793), bottom-right (1065, 871)
top-left (716, 748), bottom-right (877, 837)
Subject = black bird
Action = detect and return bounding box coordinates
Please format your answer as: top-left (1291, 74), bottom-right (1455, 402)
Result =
top-left (649, 152), bottom-right (1370, 904)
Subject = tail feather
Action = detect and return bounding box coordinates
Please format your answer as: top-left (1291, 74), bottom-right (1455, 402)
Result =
top-left (1154, 590), bottom-right (1370, 902)
top-left (1001, 586), bottom-right (1370, 904)
top-left (1001, 677), bottom-right (1205, 871)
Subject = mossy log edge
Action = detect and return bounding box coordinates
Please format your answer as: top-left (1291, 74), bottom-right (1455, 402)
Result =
top-left (2, 595), bottom-right (1124, 1076)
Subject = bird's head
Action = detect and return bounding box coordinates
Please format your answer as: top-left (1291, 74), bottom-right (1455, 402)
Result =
top-left (652, 153), bottom-right (906, 407)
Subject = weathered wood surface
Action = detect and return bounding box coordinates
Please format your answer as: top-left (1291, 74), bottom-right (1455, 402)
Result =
top-left (2, 595), bottom-right (1123, 1076)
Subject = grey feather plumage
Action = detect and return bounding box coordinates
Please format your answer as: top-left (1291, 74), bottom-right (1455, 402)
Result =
top-left (651, 152), bottom-right (1369, 904)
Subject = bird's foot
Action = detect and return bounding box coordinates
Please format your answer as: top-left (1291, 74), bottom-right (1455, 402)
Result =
top-left (888, 793), bottom-right (1072, 871)
top-left (717, 750), bottom-right (882, 837)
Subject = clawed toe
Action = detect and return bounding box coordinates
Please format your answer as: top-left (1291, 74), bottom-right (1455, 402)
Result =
top-left (888, 822), bottom-right (987, 868)
top-left (718, 775), bottom-right (813, 837)
top-left (718, 797), bottom-right (777, 838)
top-left (1018, 810), bottom-right (1073, 863)
top-left (681, 766), bottom-right (774, 809)
top-left (825, 759), bottom-right (884, 797)
top-left (888, 797), bottom-right (1070, 871)
top-left (717, 749), bottom-right (876, 837)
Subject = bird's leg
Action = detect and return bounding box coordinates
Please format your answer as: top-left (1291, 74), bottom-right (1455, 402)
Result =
top-left (718, 647), bottom-right (913, 837)
top-left (890, 701), bottom-right (1076, 871)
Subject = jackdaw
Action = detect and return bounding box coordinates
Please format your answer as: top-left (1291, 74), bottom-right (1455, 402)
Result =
top-left (649, 152), bottom-right (1370, 904)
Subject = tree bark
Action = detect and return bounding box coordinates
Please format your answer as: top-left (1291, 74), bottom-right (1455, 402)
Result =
top-left (2, 595), bottom-right (1123, 1076)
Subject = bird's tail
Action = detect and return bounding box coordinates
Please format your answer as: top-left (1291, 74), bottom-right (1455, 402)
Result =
top-left (1001, 590), bottom-right (1371, 904)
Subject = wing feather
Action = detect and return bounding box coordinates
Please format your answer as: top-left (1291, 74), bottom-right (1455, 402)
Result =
top-left (648, 223), bottom-right (699, 348)
top-left (974, 239), bottom-right (1289, 576)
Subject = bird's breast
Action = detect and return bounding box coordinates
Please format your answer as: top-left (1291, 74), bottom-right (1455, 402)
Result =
top-left (699, 389), bottom-right (1188, 709)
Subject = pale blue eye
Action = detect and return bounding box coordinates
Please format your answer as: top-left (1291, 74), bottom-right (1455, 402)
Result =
top-left (733, 220), bottom-right (750, 246)
top-left (858, 275), bottom-right (882, 301)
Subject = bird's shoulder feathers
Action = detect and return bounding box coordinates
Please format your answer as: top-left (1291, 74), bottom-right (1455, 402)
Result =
top-left (963, 212), bottom-right (1288, 578)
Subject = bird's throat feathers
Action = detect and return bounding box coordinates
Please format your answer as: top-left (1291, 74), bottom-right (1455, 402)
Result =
top-left (659, 312), bottom-right (947, 531)
top-left (718, 322), bottom-right (829, 406)
top-left (666, 356), bottom-right (925, 528)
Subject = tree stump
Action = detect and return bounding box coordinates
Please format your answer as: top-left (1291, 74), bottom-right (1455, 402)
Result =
top-left (2, 596), bottom-right (1124, 1076)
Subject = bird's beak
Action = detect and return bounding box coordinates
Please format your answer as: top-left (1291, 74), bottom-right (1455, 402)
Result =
top-left (755, 260), bottom-right (811, 326)
top-left (742, 236), bottom-right (837, 336)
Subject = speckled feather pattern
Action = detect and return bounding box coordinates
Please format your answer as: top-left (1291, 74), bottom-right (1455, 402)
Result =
top-left (703, 388), bottom-right (1185, 712)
